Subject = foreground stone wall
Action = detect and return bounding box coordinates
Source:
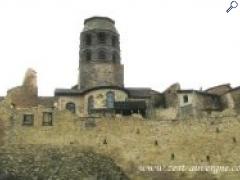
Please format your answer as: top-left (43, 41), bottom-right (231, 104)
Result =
top-left (1, 100), bottom-right (240, 179)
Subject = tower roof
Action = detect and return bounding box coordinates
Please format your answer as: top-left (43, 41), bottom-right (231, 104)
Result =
top-left (83, 16), bottom-right (118, 33)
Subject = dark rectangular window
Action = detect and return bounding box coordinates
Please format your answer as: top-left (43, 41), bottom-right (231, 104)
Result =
top-left (42, 112), bottom-right (53, 126)
top-left (183, 95), bottom-right (188, 103)
top-left (97, 32), bottom-right (106, 44)
top-left (23, 114), bottom-right (34, 126)
top-left (112, 36), bottom-right (118, 47)
top-left (85, 34), bottom-right (92, 46)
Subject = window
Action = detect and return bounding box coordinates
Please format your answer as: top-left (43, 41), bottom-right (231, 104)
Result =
top-left (112, 52), bottom-right (118, 63)
top-left (85, 34), bottom-right (92, 46)
top-left (183, 95), bottom-right (188, 103)
top-left (85, 50), bottom-right (91, 61)
top-left (23, 114), bottom-right (34, 126)
top-left (106, 91), bottom-right (115, 108)
top-left (97, 32), bottom-right (106, 43)
top-left (66, 102), bottom-right (76, 113)
top-left (98, 50), bottom-right (106, 60)
top-left (88, 96), bottom-right (94, 113)
top-left (112, 36), bottom-right (118, 47)
top-left (42, 112), bottom-right (53, 126)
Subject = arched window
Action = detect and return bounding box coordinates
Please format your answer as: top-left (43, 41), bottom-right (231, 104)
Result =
top-left (112, 52), bottom-right (118, 63)
top-left (97, 32), bottom-right (106, 44)
top-left (112, 36), bottom-right (118, 47)
top-left (88, 96), bottom-right (94, 113)
top-left (98, 50), bottom-right (106, 60)
top-left (66, 102), bottom-right (76, 113)
top-left (85, 34), bottom-right (92, 46)
top-left (85, 50), bottom-right (91, 61)
top-left (106, 91), bottom-right (115, 108)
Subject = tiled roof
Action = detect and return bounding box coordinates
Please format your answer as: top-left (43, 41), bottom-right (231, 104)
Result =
top-left (125, 88), bottom-right (160, 98)
top-left (54, 89), bottom-right (83, 96)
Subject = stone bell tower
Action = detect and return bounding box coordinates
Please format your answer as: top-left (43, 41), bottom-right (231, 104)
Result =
top-left (78, 16), bottom-right (124, 90)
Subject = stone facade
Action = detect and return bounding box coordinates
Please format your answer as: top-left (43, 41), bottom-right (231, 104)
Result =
top-left (164, 83), bottom-right (180, 108)
top-left (205, 84), bottom-right (232, 95)
top-left (1, 16), bottom-right (240, 121)
top-left (79, 17), bottom-right (123, 90)
top-left (177, 90), bottom-right (222, 118)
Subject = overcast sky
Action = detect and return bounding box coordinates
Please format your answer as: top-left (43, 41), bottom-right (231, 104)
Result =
top-left (0, 0), bottom-right (239, 96)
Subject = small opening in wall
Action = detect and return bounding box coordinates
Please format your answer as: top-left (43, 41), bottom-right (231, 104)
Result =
top-left (112, 36), bottom-right (118, 47)
top-left (183, 95), bottom-right (188, 103)
top-left (88, 96), bottom-right (94, 114)
top-left (232, 137), bottom-right (237, 143)
top-left (66, 102), bottom-right (76, 114)
top-left (103, 138), bottom-right (107, 145)
top-left (97, 32), bottom-right (106, 44)
top-left (98, 50), bottom-right (106, 60)
top-left (10, 103), bottom-right (16, 109)
top-left (171, 153), bottom-right (175, 160)
top-left (85, 50), bottom-right (91, 61)
top-left (23, 114), bottom-right (34, 126)
top-left (85, 34), bottom-right (92, 46)
top-left (42, 112), bottom-right (53, 126)
top-left (206, 155), bottom-right (210, 162)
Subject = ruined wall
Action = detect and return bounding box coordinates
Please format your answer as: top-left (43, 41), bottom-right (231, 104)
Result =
top-left (194, 93), bottom-right (221, 111)
top-left (205, 84), bottom-right (231, 95)
top-left (221, 93), bottom-right (235, 109)
top-left (6, 86), bottom-right (38, 108)
top-left (228, 89), bottom-right (240, 111)
top-left (164, 83), bottom-right (180, 108)
top-left (177, 92), bottom-right (222, 118)
top-left (5, 68), bottom-right (38, 108)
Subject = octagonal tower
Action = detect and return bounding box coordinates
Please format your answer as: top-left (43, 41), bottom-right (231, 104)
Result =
top-left (78, 16), bottom-right (124, 90)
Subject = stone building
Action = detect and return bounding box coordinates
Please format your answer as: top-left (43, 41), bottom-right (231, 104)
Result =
top-left (177, 90), bottom-right (222, 118)
top-left (1, 16), bottom-right (240, 124)
top-left (54, 16), bottom-right (163, 118)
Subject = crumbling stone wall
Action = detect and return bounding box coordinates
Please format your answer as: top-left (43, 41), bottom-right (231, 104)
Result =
top-left (164, 83), bottom-right (180, 108)
top-left (178, 92), bottom-right (221, 118)
top-left (228, 88), bottom-right (240, 112)
top-left (5, 68), bottom-right (38, 108)
top-left (205, 84), bottom-right (231, 95)
top-left (6, 86), bottom-right (38, 108)
top-left (221, 92), bottom-right (235, 109)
